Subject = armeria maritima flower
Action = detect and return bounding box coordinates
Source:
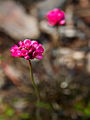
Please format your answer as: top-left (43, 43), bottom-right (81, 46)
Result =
top-left (46, 8), bottom-right (65, 26)
top-left (10, 39), bottom-right (44, 60)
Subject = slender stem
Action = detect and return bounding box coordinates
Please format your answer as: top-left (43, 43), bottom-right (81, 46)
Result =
top-left (28, 60), bottom-right (56, 118)
top-left (28, 60), bottom-right (40, 101)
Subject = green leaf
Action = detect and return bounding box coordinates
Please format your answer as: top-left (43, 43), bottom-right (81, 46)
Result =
top-left (36, 101), bottom-right (51, 110)
top-left (0, 116), bottom-right (4, 120)
top-left (87, 102), bottom-right (90, 107)
top-left (0, 56), bottom-right (3, 59)
top-left (5, 108), bottom-right (14, 117)
top-left (74, 103), bottom-right (84, 111)
top-left (20, 113), bottom-right (30, 119)
top-left (84, 108), bottom-right (90, 116)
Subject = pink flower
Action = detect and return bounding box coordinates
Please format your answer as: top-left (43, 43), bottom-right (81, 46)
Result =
top-left (46, 8), bottom-right (65, 26)
top-left (10, 39), bottom-right (44, 60)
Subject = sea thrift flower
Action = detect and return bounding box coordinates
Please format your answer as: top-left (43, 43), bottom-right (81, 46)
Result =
top-left (46, 8), bottom-right (65, 26)
top-left (10, 39), bottom-right (44, 60)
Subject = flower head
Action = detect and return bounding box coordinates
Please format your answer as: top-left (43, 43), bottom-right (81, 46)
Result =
top-left (46, 8), bottom-right (65, 26)
top-left (10, 39), bottom-right (44, 60)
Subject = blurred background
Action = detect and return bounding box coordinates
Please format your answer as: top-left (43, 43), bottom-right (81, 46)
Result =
top-left (0, 0), bottom-right (90, 120)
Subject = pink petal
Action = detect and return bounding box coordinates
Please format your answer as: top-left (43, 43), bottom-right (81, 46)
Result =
top-left (59, 19), bottom-right (66, 25)
top-left (36, 44), bottom-right (44, 53)
top-left (23, 39), bottom-right (31, 44)
top-left (36, 54), bottom-right (43, 59)
top-left (31, 41), bottom-right (38, 45)
top-left (24, 55), bottom-right (30, 60)
top-left (21, 49), bottom-right (28, 56)
top-left (18, 41), bottom-right (24, 46)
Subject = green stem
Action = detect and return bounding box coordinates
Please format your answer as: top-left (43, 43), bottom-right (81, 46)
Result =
top-left (28, 60), bottom-right (40, 101)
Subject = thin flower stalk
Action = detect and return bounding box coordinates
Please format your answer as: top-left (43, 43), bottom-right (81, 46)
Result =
top-left (29, 60), bottom-right (41, 101)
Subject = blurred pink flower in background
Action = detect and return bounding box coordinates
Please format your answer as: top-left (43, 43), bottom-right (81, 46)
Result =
top-left (46, 8), bottom-right (65, 26)
top-left (10, 39), bottom-right (44, 60)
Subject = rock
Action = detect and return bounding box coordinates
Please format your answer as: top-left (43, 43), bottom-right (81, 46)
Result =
top-left (54, 48), bottom-right (86, 69)
top-left (13, 99), bottom-right (28, 110)
top-left (40, 20), bottom-right (59, 46)
top-left (37, 0), bottom-right (67, 17)
top-left (86, 53), bottom-right (90, 73)
top-left (0, 0), bottom-right (40, 39)
top-left (40, 20), bottom-right (58, 40)
top-left (0, 69), bottom-right (6, 89)
top-left (59, 27), bottom-right (77, 38)
top-left (72, 51), bottom-right (85, 60)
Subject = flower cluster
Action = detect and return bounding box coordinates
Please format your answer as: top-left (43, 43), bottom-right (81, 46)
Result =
top-left (46, 8), bottom-right (65, 26)
top-left (10, 39), bottom-right (44, 60)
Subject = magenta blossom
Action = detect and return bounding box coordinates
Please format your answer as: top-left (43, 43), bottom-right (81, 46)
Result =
top-left (46, 8), bottom-right (65, 26)
top-left (10, 39), bottom-right (44, 60)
